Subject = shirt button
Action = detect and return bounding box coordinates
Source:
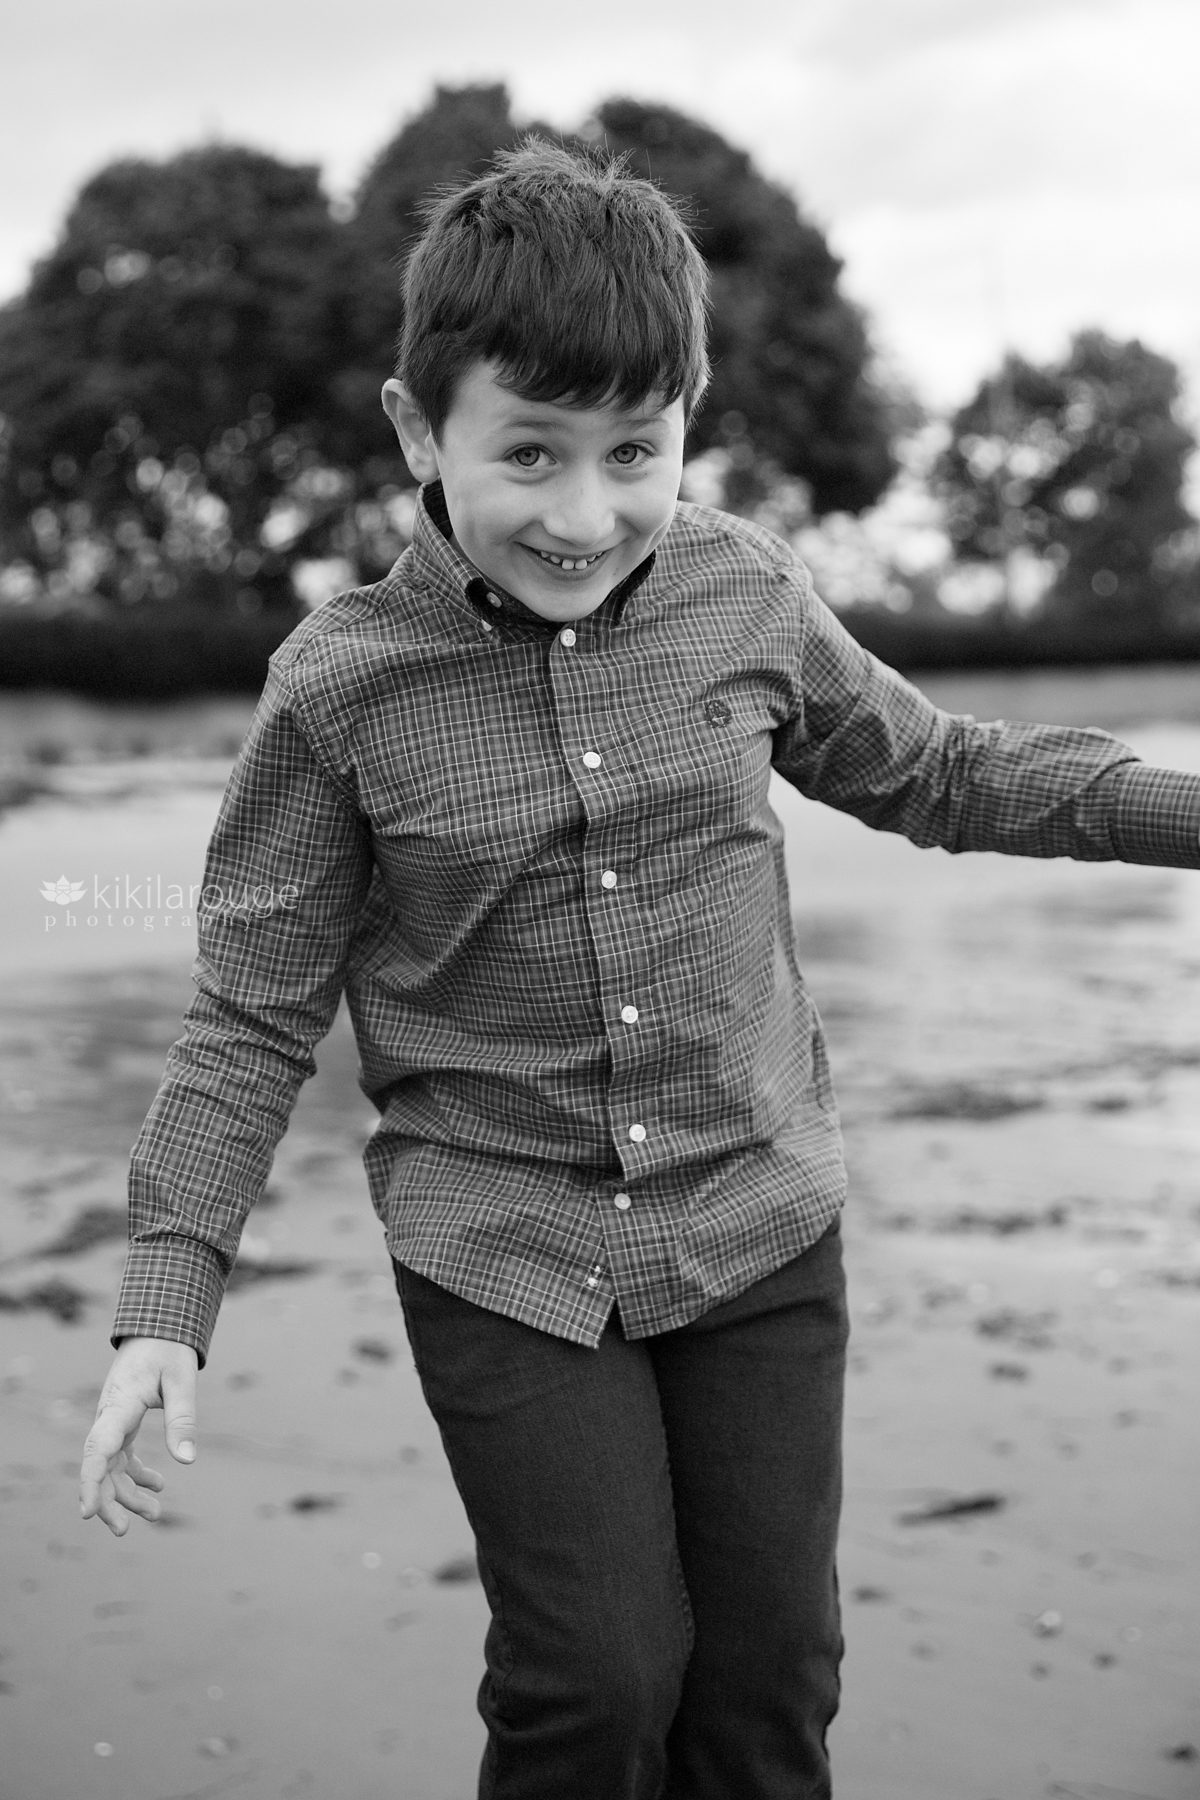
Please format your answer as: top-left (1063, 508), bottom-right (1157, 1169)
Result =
top-left (481, 621), bottom-right (494, 634)
top-left (559, 627), bottom-right (577, 646)
top-left (600, 869), bottom-right (618, 890)
top-left (628, 1123), bottom-right (646, 1143)
top-left (582, 750), bottom-right (602, 769)
top-left (620, 1005), bottom-right (639, 1024)
top-left (613, 1192), bottom-right (632, 1211)
top-left (486, 591), bottom-right (502, 608)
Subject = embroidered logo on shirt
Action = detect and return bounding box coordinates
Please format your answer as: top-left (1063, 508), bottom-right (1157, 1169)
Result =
top-left (703, 695), bottom-right (732, 726)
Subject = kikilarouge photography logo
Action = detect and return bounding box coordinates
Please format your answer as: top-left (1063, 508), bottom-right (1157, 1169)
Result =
top-left (39, 873), bottom-right (299, 931)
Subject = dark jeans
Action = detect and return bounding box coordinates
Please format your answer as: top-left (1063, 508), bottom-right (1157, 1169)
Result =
top-left (394, 1221), bottom-right (848, 1800)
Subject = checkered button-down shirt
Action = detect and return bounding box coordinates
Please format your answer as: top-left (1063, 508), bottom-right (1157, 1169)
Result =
top-left (113, 484), bottom-right (1200, 1362)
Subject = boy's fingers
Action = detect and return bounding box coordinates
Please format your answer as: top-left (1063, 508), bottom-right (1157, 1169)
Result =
top-left (79, 1410), bottom-right (137, 1512)
top-left (80, 1383), bottom-right (158, 1516)
top-left (112, 1469), bottom-right (162, 1522)
top-left (80, 1463), bottom-right (129, 1535)
top-left (82, 1397), bottom-right (139, 1464)
top-left (124, 1453), bottom-right (166, 1493)
top-left (82, 1452), bottom-right (164, 1529)
top-left (80, 1342), bottom-right (199, 1526)
top-left (94, 1491), bottom-right (132, 1537)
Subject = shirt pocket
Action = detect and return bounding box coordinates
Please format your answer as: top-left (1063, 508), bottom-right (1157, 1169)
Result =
top-left (634, 673), bottom-right (781, 856)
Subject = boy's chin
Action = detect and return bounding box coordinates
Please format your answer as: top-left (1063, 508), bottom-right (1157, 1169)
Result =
top-left (517, 589), bottom-right (610, 623)
top-left (501, 564), bottom-right (616, 623)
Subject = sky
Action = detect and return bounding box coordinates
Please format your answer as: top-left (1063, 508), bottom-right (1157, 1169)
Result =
top-left (9, 0), bottom-right (1200, 422)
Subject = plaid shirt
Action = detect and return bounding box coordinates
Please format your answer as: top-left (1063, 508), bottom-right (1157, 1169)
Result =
top-left (114, 484), bottom-right (1200, 1362)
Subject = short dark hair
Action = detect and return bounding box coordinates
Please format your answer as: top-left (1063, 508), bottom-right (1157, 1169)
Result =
top-left (397, 138), bottom-right (710, 436)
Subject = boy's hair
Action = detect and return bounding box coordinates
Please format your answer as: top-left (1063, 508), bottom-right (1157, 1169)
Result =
top-left (397, 138), bottom-right (711, 435)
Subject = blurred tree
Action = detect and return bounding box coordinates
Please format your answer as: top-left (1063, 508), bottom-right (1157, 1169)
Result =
top-left (336, 87), bottom-right (899, 516)
top-left (935, 331), bottom-right (1197, 630)
top-left (326, 82), bottom-right (535, 482)
top-left (0, 144), bottom-right (346, 610)
top-left (0, 86), bottom-right (905, 629)
top-left (587, 98), bottom-right (896, 515)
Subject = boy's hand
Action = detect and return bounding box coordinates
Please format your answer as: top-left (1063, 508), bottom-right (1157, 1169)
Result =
top-left (79, 1337), bottom-right (199, 1536)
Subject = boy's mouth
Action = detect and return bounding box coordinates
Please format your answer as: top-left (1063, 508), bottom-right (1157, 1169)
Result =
top-left (525, 546), bottom-right (609, 573)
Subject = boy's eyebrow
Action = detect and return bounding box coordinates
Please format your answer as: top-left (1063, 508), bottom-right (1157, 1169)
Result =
top-left (499, 409), bottom-right (673, 432)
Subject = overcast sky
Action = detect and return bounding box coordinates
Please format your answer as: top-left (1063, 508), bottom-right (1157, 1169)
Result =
top-left (10, 0), bottom-right (1200, 418)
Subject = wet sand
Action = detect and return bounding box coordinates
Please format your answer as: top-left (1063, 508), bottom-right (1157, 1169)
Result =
top-left (2, 708), bottom-right (1199, 1799)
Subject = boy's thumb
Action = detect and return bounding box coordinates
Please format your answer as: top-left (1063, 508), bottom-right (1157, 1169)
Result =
top-left (162, 1371), bottom-right (198, 1463)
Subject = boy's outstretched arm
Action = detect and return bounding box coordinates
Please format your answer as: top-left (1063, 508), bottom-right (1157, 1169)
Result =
top-left (79, 1337), bottom-right (198, 1536)
top-left (776, 572), bottom-right (1200, 867)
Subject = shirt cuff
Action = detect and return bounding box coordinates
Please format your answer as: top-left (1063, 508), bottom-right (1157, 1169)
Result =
top-left (1108, 762), bottom-right (1200, 868)
top-left (112, 1236), bottom-right (229, 1369)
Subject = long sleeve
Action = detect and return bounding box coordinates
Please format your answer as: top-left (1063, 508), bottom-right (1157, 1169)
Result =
top-left (773, 578), bottom-right (1200, 868)
top-left (112, 660), bottom-right (374, 1363)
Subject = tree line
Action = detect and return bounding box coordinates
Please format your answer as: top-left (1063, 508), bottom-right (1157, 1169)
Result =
top-left (0, 86), bottom-right (894, 619)
top-left (0, 83), bottom-right (1197, 694)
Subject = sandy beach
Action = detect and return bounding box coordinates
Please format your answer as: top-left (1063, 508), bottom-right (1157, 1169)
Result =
top-left (2, 676), bottom-right (1199, 1800)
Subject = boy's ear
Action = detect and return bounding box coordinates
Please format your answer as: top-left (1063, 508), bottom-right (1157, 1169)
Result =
top-left (381, 379), bottom-right (440, 483)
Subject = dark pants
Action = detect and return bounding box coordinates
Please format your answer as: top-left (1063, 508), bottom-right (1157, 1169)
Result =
top-left (394, 1221), bottom-right (848, 1800)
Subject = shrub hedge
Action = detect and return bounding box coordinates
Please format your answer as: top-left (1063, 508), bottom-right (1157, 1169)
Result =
top-left (3, 603), bottom-right (1200, 699)
top-left (0, 609), bottom-right (302, 699)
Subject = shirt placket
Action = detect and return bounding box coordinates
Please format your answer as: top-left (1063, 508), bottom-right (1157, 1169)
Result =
top-left (545, 623), bottom-right (662, 1196)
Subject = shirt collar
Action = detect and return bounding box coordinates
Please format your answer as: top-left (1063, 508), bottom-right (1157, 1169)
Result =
top-left (410, 480), bottom-right (657, 635)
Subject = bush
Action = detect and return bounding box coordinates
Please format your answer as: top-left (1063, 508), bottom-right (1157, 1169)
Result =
top-left (839, 605), bottom-right (1200, 673)
top-left (0, 608), bottom-right (298, 699)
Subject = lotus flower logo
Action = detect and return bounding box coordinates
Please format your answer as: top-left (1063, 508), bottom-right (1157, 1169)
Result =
top-left (41, 875), bottom-right (87, 905)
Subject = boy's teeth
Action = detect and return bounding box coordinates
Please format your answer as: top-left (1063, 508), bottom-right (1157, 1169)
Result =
top-left (538, 550), bottom-right (600, 570)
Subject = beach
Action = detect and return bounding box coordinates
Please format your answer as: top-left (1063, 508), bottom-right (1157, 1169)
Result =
top-left (1, 673), bottom-right (1198, 1799)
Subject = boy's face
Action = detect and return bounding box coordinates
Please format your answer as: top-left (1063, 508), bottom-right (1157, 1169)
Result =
top-left (383, 361), bottom-right (686, 623)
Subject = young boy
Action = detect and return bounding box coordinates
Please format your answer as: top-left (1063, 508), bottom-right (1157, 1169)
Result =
top-left (80, 141), bottom-right (1200, 1798)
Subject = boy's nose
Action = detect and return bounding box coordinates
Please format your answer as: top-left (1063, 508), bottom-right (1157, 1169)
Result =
top-left (542, 475), bottom-right (616, 548)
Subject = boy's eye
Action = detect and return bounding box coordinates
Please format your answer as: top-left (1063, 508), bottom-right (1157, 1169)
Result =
top-left (509, 446), bottom-right (545, 469)
top-left (611, 443), bottom-right (644, 466)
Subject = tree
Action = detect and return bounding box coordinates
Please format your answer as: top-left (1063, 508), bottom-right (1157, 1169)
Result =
top-left (0, 144), bottom-right (346, 609)
top-left (338, 87), bottom-right (899, 516)
top-left (0, 87), bottom-right (904, 623)
top-left (935, 331), bottom-right (1196, 631)
top-left (326, 84), bottom-right (532, 481)
top-left (587, 98), bottom-right (896, 515)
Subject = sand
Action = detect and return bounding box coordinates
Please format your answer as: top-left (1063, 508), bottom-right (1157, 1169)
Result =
top-left (1, 718), bottom-right (1199, 1799)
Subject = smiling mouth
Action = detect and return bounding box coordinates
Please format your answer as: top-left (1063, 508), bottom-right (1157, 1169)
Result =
top-left (526, 546), bottom-right (609, 572)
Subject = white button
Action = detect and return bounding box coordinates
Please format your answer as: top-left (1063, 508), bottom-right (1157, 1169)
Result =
top-left (584, 1273), bottom-right (599, 1288)
top-left (613, 1192), bottom-right (632, 1211)
top-left (486, 591), bottom-right (502, 608)
top-left (559, 628), bottom-right (577, 646)
top-left (600, 870), bottom-right (618, 890)
top-left (582, 751), bottom-right (602, 770)
top-left (481, 621), bottom-right (494, 634)
top-left (620, 1005), bottom-right (639, 1024)
top-left (628, 1123), bottom-right (646, 1143)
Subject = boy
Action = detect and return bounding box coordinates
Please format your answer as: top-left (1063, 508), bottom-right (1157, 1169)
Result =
top-left (80, 141), bottom-right (1200, 1798)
